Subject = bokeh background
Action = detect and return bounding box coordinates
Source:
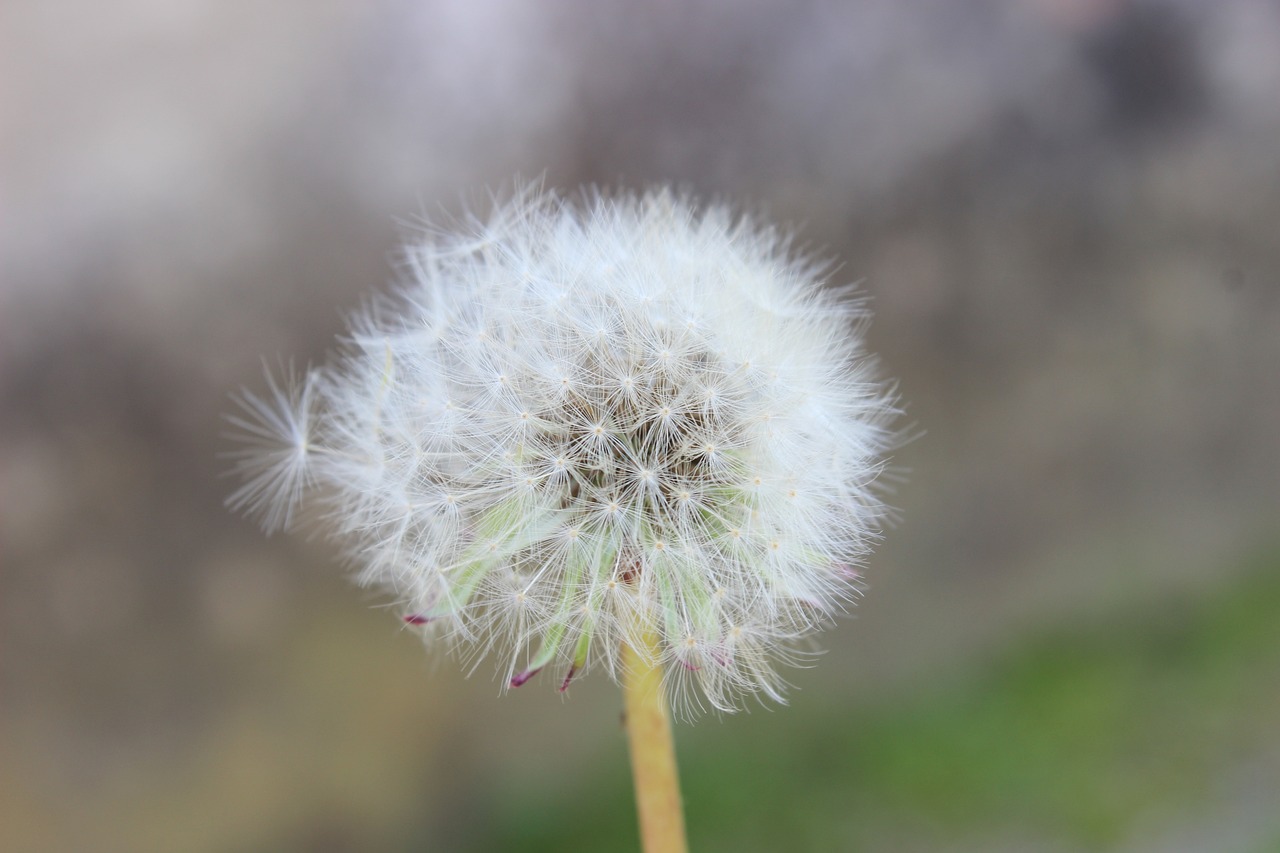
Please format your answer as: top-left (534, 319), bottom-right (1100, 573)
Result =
top-left (3, 1), bottom-right (1279, 851)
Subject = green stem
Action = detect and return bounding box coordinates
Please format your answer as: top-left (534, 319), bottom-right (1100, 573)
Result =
top-left (621, 631), bottom-right (689, 853)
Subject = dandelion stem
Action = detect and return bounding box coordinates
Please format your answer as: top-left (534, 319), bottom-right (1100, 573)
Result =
top-left (622, 631), bottom-right (688, 853)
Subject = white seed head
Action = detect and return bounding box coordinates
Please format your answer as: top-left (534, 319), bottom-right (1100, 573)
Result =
top-left (226, 187), bottom-right (900, 713)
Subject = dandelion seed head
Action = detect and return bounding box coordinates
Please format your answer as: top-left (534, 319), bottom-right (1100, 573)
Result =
top-left (226, 186), bottom-right (900, 713)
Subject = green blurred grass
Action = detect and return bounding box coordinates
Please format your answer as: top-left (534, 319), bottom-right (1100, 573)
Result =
top-left (481, 548), bottom-right (1280, 852)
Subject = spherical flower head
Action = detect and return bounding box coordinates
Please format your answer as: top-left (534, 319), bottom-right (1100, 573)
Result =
top-left (227, 187), bottom-right (900, 713)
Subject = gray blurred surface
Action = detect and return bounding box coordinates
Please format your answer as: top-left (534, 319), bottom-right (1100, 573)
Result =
top-left (3, 2), bottom-right (1279, 851)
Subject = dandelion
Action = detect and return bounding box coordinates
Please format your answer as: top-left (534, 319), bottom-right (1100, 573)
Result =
top-left (226, 185), bottom-right (901, 852)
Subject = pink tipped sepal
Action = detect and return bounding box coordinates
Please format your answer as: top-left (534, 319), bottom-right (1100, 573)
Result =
top-left (510, 667), bottom-right (543, 688)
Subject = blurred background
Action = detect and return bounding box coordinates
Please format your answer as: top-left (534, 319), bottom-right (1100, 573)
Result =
top-left (3, 1), bottom-right (1279, 850)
